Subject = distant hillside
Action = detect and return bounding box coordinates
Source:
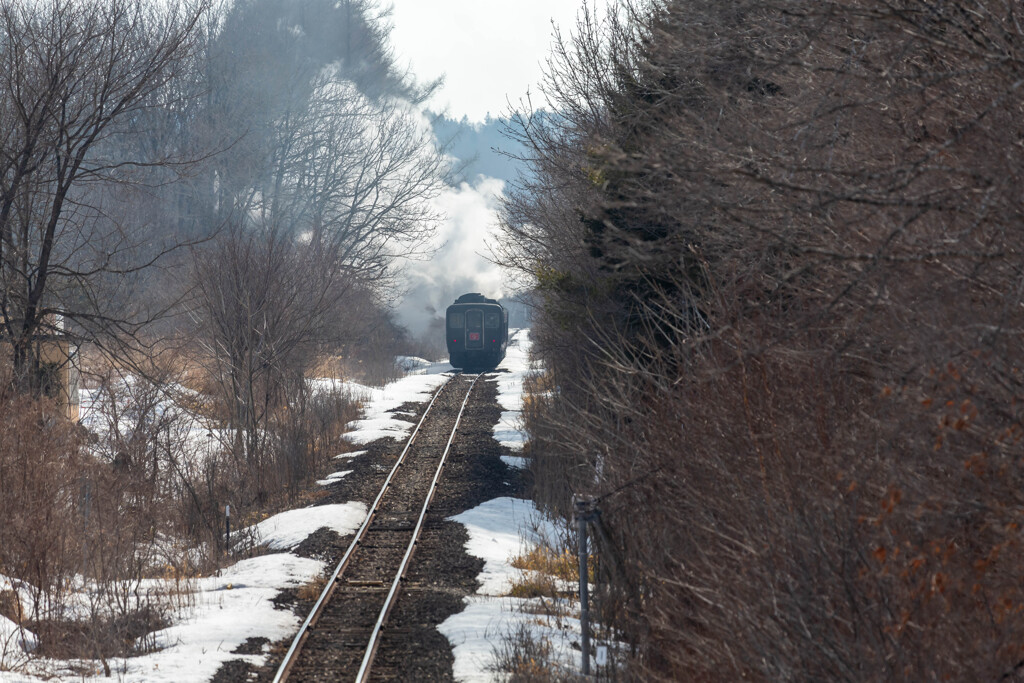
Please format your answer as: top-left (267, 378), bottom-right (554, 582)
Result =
top-left (430, 113), bottom-right (527, 185)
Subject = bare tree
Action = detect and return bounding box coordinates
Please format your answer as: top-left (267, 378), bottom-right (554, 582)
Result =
top-left (250, 73), bottom-right (443, 280)
top-left (0, 0), bottom-right (206, 393)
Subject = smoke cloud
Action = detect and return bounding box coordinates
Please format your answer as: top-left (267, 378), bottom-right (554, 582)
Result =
top-left (394, 175), bottom-right (507, 341)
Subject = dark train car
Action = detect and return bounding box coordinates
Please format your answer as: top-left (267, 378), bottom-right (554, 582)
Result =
top-left (446, 293), bottom-right (508, 370)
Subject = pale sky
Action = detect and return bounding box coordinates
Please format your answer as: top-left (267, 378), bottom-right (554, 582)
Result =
top-left (388, 0), bottom-right (586, 121)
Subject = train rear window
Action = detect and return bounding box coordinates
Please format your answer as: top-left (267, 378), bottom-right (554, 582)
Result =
top-left (485, 311), bottom-right (499, 327)
top-left (448, 312), bottom-right (464, 328)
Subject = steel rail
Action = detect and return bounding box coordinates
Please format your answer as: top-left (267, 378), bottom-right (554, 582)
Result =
top-left (354, 372), bottom-right (481, 682)
top-left (272, 373), bottom-right (458, 683)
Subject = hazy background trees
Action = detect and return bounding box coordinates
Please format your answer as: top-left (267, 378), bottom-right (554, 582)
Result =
top-left (501, 0), bottom-right (1024, 679)
top-left (0, 0), bottom-right (205, 391)
top-left (430, 113), bottom-right (527, 185)
top-left (184, 0), bottom-right (445, 509)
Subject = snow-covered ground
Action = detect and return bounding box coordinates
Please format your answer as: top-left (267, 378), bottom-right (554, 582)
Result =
top-left (310, 359), bottom-right (450, 445)
top-left (78, 379), bottom-right (224, 466)
top-left (438, 497), bottom-right (587, 681)
top-left (3, 360), bottom-right (453, 682)
top-left (3, 331), bottom-right (584, 682)
top-left (491, 330), bottom-right (534, 468)
top-left (249, 503), bottom-right (368, 551)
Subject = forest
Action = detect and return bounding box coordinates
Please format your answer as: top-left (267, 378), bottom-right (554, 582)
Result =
top-left (498, 0), bottom-right (1024, 679)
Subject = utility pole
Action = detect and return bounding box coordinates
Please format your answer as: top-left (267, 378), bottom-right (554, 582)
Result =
top-left (575, 497), bottom-right (597, 676)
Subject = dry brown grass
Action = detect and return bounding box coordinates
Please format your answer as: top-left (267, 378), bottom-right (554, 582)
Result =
top-left (511, 546), bottom-right (578, 581)
top-left (307, 354), bottom-right (348, 380)
top-left (0, 590), bottom-right (24, 625)
top-left (296, 573), bottom-right (328, 602)
top-left (508, 544), bottom-right (596, 600)
top-left (296, 488), bottom-right (331, 506)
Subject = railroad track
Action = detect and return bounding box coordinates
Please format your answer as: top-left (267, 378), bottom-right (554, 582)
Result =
top-left (273, 372), bottom-right (480, 682)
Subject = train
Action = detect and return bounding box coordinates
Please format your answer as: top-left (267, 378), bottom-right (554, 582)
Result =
top-left (445, 293), bottom-right (508, 370)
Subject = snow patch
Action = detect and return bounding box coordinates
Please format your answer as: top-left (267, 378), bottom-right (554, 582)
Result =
top-left (316, 470), bottom-right (353, 486)
top-left (490, 330), bottom-right (534, 462)
top-left (448, 497), bottom-right (557, 596)
top-left (395, 355), bottom-right (433, 373)
top-left (250, 503), bottom-right (367, 550)
top-left (2, 554), bottom-right (324, 682)
top-left (334, 449), bottom-right (366, 460)
top-left (440, 496), bottom-right (580, 681)
top-left (338, 371), bottom-right (452, 445)
top-left (0, 613), bottom-right (37, 655)
top-left (440, 597), bottom-right (584, 683)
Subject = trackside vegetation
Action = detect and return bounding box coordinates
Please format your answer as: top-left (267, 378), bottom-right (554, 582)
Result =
top-left (498, 1), bottom-right (1024, 679)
